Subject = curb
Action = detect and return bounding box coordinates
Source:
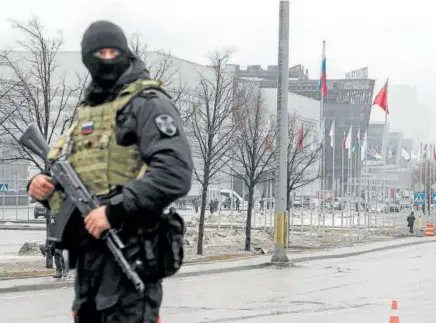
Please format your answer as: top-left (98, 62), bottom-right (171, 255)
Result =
top-left (0, 270), bottom-right (55, 280)
top-left (290, 239), bottom-right (436, 263)
top-left (0, 239), bottom-right (434, 294)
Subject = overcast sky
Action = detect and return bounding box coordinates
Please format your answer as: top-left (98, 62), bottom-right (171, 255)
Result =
top-left (0, 0), bottom-right (434, 136)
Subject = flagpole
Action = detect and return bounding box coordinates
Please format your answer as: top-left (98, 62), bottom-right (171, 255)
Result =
top-left (364, 133), bottom-right (369, 231)
top-left (341, 130), bottom-right (345, 228)
top-left (319, 40), bottom-right (326, 236)
top-left (354, 139), bottom-right (357, 215)
top-left (429, 146), bottom-right (432, 217)
top-left (381, 79), bottom-right (389, 165)
top-left (425, 144), bottom-right (431, 222)
top-left (408, 147), bottom-right (412, 212)
top-left (381, 80), bottom-right (388, 230)
top-left (321, 112), bottom-right (327, 238)
top-left (420, 143), bottom-right (423, 193)
top-left (332, 121), bottom-right (335, 198)
top-left (357, 130), bottom-right (361, 238)
top-left (430, 146), bottom-right (436, 224)
top-left (424, 147), bottom-right (427, 223)
top-left (331, 120), bottom-right (335, 230)
top-left (419, 143), bottom-right (423, 219)
top-left (348, 144), bottom-right (352, 229)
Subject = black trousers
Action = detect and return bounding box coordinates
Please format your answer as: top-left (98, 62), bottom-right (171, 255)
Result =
top-left (53, 249), bottom-right (66, 271)
top-left (74, 283), bottom-right (162, 323)
top-left (72, 246), bottom-right (162, 323)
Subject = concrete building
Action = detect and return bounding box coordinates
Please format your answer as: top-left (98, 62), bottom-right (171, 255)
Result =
top-left (260, 88), bottom-right (321, 197)
top-left (282, 78), bottom-right (375, 194)
top-left (230, 62), bottom-right (376, 196)
top-left (231, 64), bottom-right (309, 81)
top-left (365, 165), bottom-right (411, 191)
top-left (0, 51), bottom-right (218, 200)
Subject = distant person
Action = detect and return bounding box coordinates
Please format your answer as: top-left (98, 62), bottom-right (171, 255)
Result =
top-left (39, 242), bottom-right (67, 278)
top-left (209, 200), bottom-right (215, 214)
top-left (235, 198), bottom-right (240, 211)
top-left (407, 211), bottom-right (416, 234)
top-left (193, 198), bottom-right (199, 213)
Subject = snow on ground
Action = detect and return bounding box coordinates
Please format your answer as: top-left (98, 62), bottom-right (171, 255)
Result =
top-left (0, 208), bottom-right (413, 276)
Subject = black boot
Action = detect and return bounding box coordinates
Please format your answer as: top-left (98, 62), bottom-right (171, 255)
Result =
top-left (53, 269), bottom-right (62, 278)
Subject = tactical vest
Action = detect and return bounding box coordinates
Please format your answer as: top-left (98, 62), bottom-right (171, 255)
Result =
top-left (48, 79), bottom-right (169, 213)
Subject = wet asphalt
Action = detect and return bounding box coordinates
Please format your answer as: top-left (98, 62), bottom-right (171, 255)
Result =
top-left (0, 242), bottom-right (435, 322)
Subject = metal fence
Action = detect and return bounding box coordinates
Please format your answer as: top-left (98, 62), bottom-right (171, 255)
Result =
top-left (187, 204), bottom-right (415, 250)
top-left (0, 176), bottom-right (35, 221)
top-left (285, 208), bottom-right (409, 248)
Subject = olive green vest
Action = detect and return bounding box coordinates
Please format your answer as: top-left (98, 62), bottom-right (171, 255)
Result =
top-left (48, 79), bottom-right (168, 213)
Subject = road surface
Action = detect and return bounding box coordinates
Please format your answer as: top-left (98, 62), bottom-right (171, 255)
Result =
top-left (1, 243), bottom-right (435, 322)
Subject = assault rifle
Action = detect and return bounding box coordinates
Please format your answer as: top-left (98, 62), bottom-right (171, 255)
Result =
top-left (19, 125), bottom-right (145, 293)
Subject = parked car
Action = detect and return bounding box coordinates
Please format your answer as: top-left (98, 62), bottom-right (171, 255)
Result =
top-left (34, 203), bottom-right (48, 219)
top-left (389, 204), bottom-right (400, 213)
top-left (292, 198), bottom-right (303, 207)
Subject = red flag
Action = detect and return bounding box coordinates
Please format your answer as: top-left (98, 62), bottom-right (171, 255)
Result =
top-left (373, 80), bottom-right (389, 114)
top-left (266, 134), bottom-right (273, 152)
top-left (297, 125), bottom-right (304, 150)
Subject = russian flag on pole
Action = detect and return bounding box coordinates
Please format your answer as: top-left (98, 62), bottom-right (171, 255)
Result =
top-left (318, 40), bottom-right (327, 96)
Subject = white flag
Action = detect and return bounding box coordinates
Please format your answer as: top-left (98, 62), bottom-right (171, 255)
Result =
top-left (361, 130), bottom-right (367, 161)
top-left (329, 120), bottom-right (335, 148)
top-left (401, 148), bottom-right (410, 161)
top-left (411, 151), bottom-right (418, 160)
top-left (344, 126), bottom-right (352, 159)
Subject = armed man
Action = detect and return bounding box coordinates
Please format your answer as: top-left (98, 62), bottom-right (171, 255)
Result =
top-left (26, 20), bottom-right (193, 323)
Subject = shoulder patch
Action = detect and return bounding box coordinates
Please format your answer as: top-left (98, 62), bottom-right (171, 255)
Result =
top-left (155, 114), bottom-right (177, 137)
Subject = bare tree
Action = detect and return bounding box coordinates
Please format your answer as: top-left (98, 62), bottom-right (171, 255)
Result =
top-left (189, 50), bottom-right (240, 255)
top-left (0, 17), bottom-right (88, 170)
top-left (285, 115), bottom-right (321, 209)
top-left (229, 85), bottom-right (275, 251)
top-left (129, 32), bottom-right (193, 122)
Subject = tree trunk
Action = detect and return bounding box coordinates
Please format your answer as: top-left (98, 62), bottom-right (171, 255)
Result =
top-left (286, 187), bottom-right (291, 211)
top-left (196, 176), bottom-right (209, 255)
top-left (245, 185), bottom-right (255, 251)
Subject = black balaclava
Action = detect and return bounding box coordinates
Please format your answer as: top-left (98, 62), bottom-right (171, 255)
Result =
top-left (81, 21), bottom-right (131, 89)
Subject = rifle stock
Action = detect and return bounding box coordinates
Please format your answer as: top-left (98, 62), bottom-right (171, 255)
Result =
top-left (18, 125), bottom-right (146, 293)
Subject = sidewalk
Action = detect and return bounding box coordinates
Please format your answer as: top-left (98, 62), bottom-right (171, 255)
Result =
top-left (0, 236), bottom-right (434, 294)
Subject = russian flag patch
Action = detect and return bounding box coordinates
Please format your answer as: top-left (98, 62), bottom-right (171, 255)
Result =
top-left (80, 122), bottom-right (94, 134)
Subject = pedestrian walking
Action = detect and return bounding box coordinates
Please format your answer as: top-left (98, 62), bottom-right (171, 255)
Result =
top-left (407, 211), bottom-right (416, 234)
